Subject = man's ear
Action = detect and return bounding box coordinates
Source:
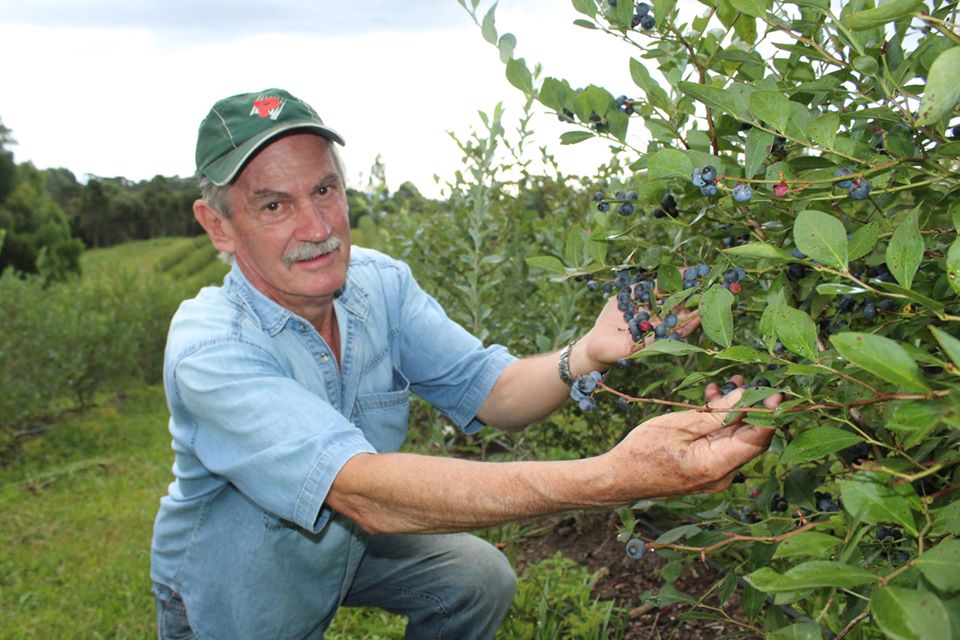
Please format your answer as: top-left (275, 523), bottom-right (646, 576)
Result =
top-left (193, 199), bottom-right (236, 255)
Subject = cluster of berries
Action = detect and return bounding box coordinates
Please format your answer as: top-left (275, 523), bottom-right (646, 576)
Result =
top-left (682, 263), bottom-right (710, 289)
top-left (652, 193), bottom-right (679, 218)
top-left (569, 370), bottom-right (604, 412)
top-left (722, 266), bottom-right (746, 293)
top-left (728, 505), bottom-right (763, 524)
top-left (814, 491), bottom-right (841, 513)
top-left (834, 167), bottom-right (870, 200)
top-left (691, 165), bottom-right (719, 196)
top-left (718, 376), bottom-right (770, 396)
top-left (722, 232), bottom-right (751, 248)
top-left (593, 190), bottom-right (638, 216)
top-left (614, 94), bottom-right (635, 115)
top-left (786, 248), bottom-right (808, 282)
top-left (631, 2), bottom-right (655, 30)
top-left (770, 493), bottom-right (789, 513)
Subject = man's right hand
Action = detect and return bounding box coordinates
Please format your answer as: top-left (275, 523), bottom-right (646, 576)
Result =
top-left (603, 378), bottom-right (780, 500)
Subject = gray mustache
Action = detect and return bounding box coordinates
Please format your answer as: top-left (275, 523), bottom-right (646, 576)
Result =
top-left (282, 237), bottom-right (342, 267)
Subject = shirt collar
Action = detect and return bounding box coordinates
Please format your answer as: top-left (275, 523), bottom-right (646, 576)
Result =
top-left (225, 261), bottom-right (369, 337)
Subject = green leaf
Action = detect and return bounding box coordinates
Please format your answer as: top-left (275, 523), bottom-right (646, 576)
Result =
top-left (946, 237), bottom-right (960, 295)
top-left (648, 148), bottom-right (693, 180)
top-left (773, 532), bottom-right (843, 560)
top-left (830, 332), bottom-right (929, 393)
top-left (914, 540), bottom-right (960, 592)
top-left (843, 0), bottom-right (923, 31)
top-left (852, 55), bottom-right (880, 76)
top-left (729, 0), bottom-right (766, 18)
top-left (714, 346), bottom-right (774, 363)
top-left (744, 128), bottom-right (775, 179)
top-left (838, 471), bottom-right (919, 535)
top-left (917, 46), bottom-right (960, 126)
top-left (505, 57), bottom-right (533, 94)
top-left (699, 285), bottom-right (735, 348)
top-left (560, 131), bottom-right (595, 145)
top-left (746, 561), bottom-right (876, 593)
top-left (808, 112), bottom-right (840, 149)
top-left (932, 500), bottom-right (960, 535)
top-left (780, 427), bottom-right (863, 464)
top-left (749, 91), bottom-right (790, 133)
top-left (481, 3), bottom-right (498, 44)
top-left (885, 208), bottom-right (923, 289)
top-left (766, 623), bottom-right (823, 640)
top-left (571, 0), bottom-right (596, 18)
top-left (848, 221), bottom-right (880, 261)
top-left (723, 242), bottom-right (793, 261)
top-left (564, 225), bottom-right (585, 266)
top-left (871, 586), bottom-right (951, 640)
top-left (930, 326), bottom-right (960, 371)
top-left (794, 210), bottom-right (848, 270)
top-left (873, 280), bottom-right (945, 315)
top-left (678, 81), bottom-right (748, 120)
top-left (497, 33), bottom-right (516, 63)
top-left (629, 58), bottom-right (670, 110)
top-left (633, 340), bottom-right (706, 358)
top-left (525, 255), bottom-right (567, 275)
top-left (816, 283), bottom-right (868, 296)
top-left (774, 305), bottom-right (819, 361)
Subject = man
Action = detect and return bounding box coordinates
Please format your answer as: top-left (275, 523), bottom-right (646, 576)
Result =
top-left (150, 88), bottom-right (778, 640)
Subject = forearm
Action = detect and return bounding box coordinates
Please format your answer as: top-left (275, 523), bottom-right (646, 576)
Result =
top-left (477, 339), bottom-right (603, 431)
top-left (327, 451), bottom-right (620, 534)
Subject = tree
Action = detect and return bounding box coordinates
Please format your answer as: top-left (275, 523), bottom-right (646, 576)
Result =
top-left (466, 0), bottom-right (960, 637)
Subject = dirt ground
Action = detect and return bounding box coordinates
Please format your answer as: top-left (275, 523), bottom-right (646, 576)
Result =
top-left (507, 510), bottom-right (757, 640)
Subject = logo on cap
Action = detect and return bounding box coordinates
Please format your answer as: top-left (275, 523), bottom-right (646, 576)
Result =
top-left (251, 96), bottom-right (284, 120)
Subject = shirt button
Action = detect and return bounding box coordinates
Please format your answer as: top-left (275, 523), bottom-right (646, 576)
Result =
top-left (320, 353), bottom-right (329, 362)
top-left (298, 323), bottom-right (308, 332)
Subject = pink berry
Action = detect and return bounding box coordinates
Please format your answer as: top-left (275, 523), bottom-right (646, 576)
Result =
top-left (773, 182), bottom-right (789, 197)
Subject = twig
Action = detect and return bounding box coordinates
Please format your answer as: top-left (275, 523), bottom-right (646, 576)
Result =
top-left (835, 611), bottom-right (870, 640)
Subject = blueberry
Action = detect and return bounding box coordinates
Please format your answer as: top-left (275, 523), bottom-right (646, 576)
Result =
top-left (654, 324), bottom-right (667, 338)
top-left (664, 313), bottom-right (678, 328)
top-left (639, 14), bottom-right (655, 29)
top-left (578, 396), bottom-right (597, 412)
top-left (773, 500), bottom-right (789, 512)
top-left (616, 396), bottom-right (632, 411)
top-left (625, 538), bottom-right (646, 559)
top-left (597, 202), bottom-right (610, 213)
top-left (617, 357), bottom-right (631, 368)
top-left (602, 282), bottom-right (613, 293)
top-left (834, 167), bottom-right (855, 189)
top-left (636, 310), bottom-right (650, 322)
top-left (691, 168), bottom-right (706, 187)
top-left (615, 191), bottom-right (627, 200)
top-left (626, 190), bottom-right (638, 200)
top-left (732, 183), bottom-right (753, 203)
top-left (721, 382), bottom-right (738, 395)
top-left (593, 191), bottom-right (605, 202)
top-left (863, 302), bottom-right (876, 319)
top-left (787, 263), bottom-right (807, 281)
top-left (617, 202), bottom-right (635, 216)
top-left (652, 208), bottom-right (667, 218)
top-left (635, 2), bottom-right (650, 17)
top-left (876, 526), bottom-right (889, 540)
top-left (700, 165), bottom-right (718, 183)
top-left (849, 180), bottom-right (870, 200)
top-left (700, 183), bottom-right (718, 197)
top-left (575, 374), bottom-right (599, 394)
top-left (668, 331), bottom-right (682, 340)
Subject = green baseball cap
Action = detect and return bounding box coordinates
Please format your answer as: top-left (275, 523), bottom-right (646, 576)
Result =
top-left (195, 88), bottom-right (345, 186)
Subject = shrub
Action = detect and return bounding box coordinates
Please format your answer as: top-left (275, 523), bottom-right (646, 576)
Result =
top-left (465, 0), bottom-right (960, 637)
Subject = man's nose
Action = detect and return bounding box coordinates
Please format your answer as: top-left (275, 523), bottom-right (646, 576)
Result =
top-left (298, 200), bottom-right (333, 239)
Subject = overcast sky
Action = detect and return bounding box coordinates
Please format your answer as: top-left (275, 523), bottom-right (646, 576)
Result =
top-left (0, 0), bottom-right (644, 198)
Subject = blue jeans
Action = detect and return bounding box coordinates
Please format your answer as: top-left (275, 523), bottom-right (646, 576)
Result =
top-left (154, 532), bottom-right (516, 640)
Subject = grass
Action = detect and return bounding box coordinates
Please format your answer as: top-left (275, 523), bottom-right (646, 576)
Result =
top-left (0, 386), bottom-right (171, 639)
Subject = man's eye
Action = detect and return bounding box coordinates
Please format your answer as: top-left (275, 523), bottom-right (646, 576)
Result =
top-left (317, 186), bottom-right (330, 196)
top-left (264, 202), bottom-right (280, 212)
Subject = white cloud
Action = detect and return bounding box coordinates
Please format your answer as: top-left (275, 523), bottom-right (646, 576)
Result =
top-left (0, 0), bottom-right (649, 198)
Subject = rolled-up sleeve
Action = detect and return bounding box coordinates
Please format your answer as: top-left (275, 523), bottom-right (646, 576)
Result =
top-left (171, 338), bottom-right (376, 533)
top-left (389, 261), bottom-right (517, 434)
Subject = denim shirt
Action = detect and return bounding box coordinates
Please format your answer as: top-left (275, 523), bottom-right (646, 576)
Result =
top-left (150, 247), bottom-right (515, 639)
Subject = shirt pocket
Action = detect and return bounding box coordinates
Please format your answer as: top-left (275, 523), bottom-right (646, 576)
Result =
top-left (354, 367), bottom-right (410, 453)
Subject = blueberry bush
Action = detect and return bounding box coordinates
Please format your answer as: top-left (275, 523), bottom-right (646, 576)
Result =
top-left (464, 0), bottom-right (960, 637)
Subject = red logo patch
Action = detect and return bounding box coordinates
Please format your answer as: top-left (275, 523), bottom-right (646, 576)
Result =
top-left (251, 96), bottom-right (283, 120)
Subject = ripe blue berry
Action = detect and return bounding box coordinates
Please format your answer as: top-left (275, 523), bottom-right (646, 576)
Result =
top-left (617, 202), bottom-right (635, 216)
top-left (639, 14), bottom-right (655, 29)
top-left (700, 183), bottom-right (718, 197)
top-left (833, 167), bottom-right (855, 189)
top-left (732, 183), bottom-right (752, 202)
top-left (593, 191), bottom-right (605, 202)
top-left (863, 302), bottom-right (877, 319)
top-left (691, 168), bottom-right (706, 187)
top-left (700, 165), bottom-right (718, 183)
top-left (664, 313), bottom-right (678, 328)
top-left (597, 202), bottom-right (610, 213)
top-left (625, 538), bottom-right (646, 559)
top-left (635, 2), bottom-right (650, 16)
top-left (849, 180), bottom-right (870, 200)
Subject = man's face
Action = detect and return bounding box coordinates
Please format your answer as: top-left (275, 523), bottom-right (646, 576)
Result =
top-left (220, 133), bottom-right (351, 318)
